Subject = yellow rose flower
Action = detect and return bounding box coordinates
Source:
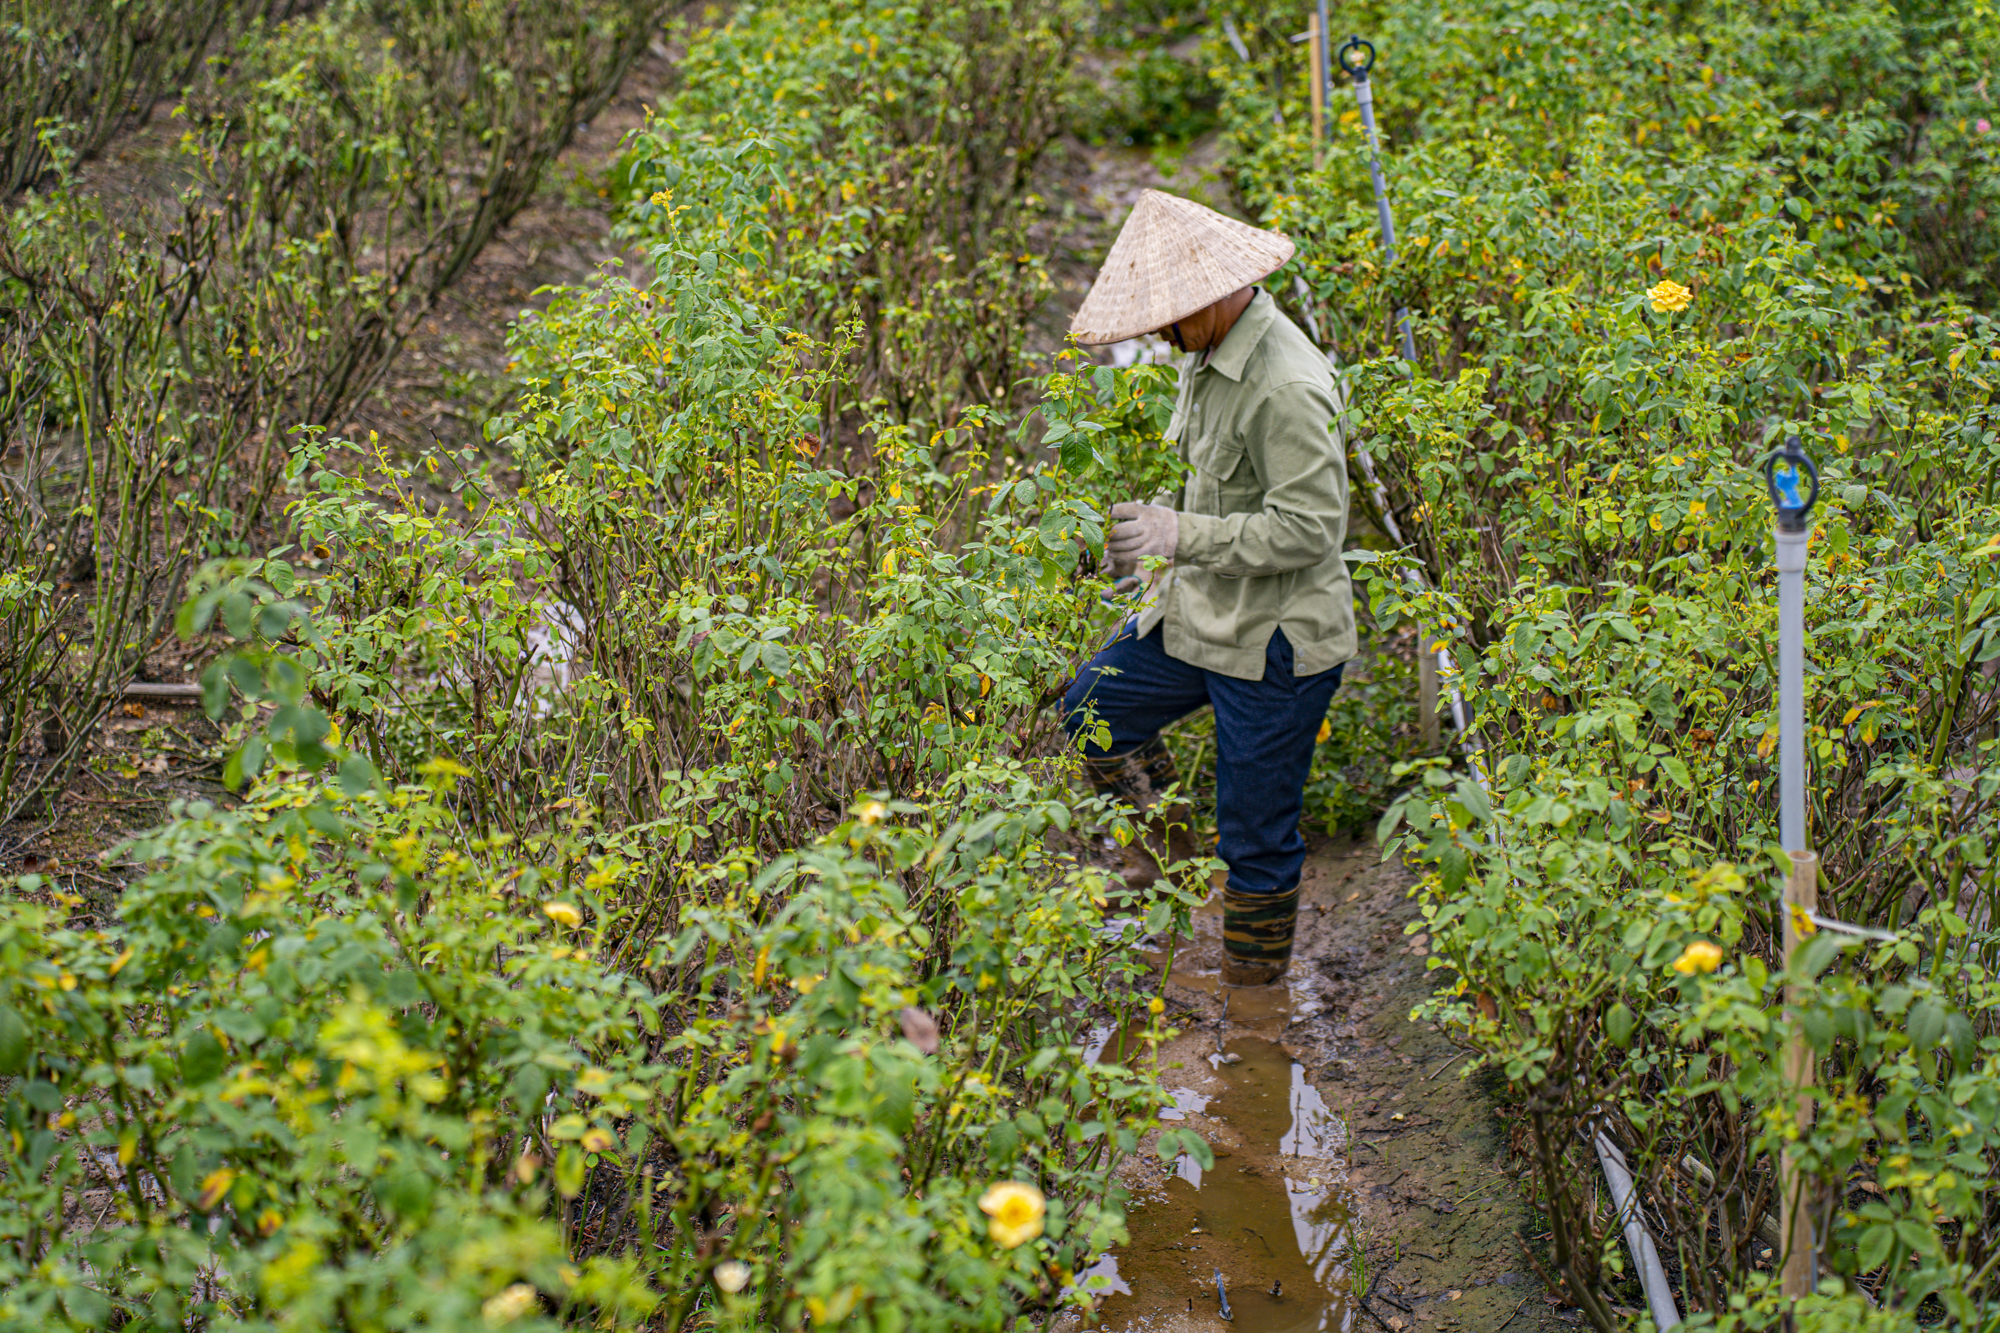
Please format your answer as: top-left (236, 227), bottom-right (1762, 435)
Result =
top-left (1148, 997), bottom-right (1165, 1016)
top-left (1671, 939), bottom-right (1723, 974)
top-left (1647, 279), bottom-right (1693, 313)
top-left (856, 800), bottom-right (887, 826)
top-left (542, 902), bottom-right (582, 929)
top-left (481, 1283), bottom-right (537, 1325)
top-left (979, 1181), bottom-right (1046, 1248)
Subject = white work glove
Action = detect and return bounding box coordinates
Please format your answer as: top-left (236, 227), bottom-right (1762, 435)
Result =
top-left (1106, 501), bottom-right (1179, 579)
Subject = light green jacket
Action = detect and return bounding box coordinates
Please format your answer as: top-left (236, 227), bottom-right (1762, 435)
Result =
top-left (1134, 290), bottom-right (1356, 681)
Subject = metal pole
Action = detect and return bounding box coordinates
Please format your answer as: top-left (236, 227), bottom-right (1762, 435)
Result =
top-left (1337, 37), bottom-right (1417, 366)
top-left (1777, 547), bottom-right (1807, 852)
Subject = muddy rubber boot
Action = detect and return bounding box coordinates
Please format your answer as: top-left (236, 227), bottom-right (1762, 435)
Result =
top-left (1221, 884), bottom-right (1299, 986)
top-left (1082, 739), bottom-right (1201, 892)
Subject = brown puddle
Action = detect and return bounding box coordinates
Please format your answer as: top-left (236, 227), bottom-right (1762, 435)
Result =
top-left (1071, 841), bottom-right (1571, 1333)
top-left (1080, 1023), bottom-right (1357, 1332)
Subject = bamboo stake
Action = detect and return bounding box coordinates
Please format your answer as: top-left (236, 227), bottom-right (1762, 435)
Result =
top-left (1307, 13), bottom-right (1324, 152)
top-left (1780, 849), bottom-right (1820, 1301)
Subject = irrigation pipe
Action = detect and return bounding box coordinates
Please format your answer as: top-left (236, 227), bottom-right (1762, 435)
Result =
top-left (1315, 35), bottom-right (1487, 791)
top-left (1771, 436), bottom-right (1819, 856)
top-left (1336, 36), bottom-right (1417, 366)
top-left (1768, 434), bottom-right (1824, 1303)
top-left (1592, 1130), bottom-right (1684, 1331)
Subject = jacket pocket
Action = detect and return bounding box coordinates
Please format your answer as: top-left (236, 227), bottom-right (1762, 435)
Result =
top-left (1189, 432), bottom-right (1245, 482)
top-left (1187, 432), bottom-right (1256, 518)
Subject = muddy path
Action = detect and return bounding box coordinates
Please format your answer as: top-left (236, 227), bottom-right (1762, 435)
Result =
top-left (1066, 836), bottom-right (1585, 1333)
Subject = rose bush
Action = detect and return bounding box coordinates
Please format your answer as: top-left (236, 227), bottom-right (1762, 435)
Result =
top-left (1214, 0), bottom-right (2000, 1325)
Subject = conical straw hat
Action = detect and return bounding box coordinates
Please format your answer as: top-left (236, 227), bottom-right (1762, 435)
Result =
top-left (1070, 190), bottom-right (1296, 346)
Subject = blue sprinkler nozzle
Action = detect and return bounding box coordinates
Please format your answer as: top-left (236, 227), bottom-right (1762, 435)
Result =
top-left (1764, 436), bottom-right (1820, 534)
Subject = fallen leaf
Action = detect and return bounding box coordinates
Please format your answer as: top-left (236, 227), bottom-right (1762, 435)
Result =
top-left (1346, 891), bottom-right (1361, 902)
top-left (1388, 1318), bottom-right (1405, 1331)
top-left (1450, 1289), bottom-right (1463, 1300)
top-left (123, 702), bottom-right (146, 719)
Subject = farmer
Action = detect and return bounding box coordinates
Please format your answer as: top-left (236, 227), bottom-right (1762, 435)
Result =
top-left (1062, 189), bottom-right (1354, 987)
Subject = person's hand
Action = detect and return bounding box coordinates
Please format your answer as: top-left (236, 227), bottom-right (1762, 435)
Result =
top-left (1100, 573), bottom-right (1143, 605)
top-left (1107, 501), bottom-right (1178, 578)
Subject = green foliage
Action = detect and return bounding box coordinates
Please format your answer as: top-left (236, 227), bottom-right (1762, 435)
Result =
top-left (285, 210), bottom-right (1132, 861)
top-left (612, 0), bottom-right (1090, 450)
top-left (180, 0), bottom-right (674, 423)
top-left (0, 48), bottom-right (1215, 1313)
top-left (0, 578), bottom-right (1176, 1328)
top-left (0, 0), bottom-right (267, 196)
top-left (1215, 0), bottom-right (2000, 1325)
top-left (1094, 49), bottom-right (1220, 147)
top-left (0, 0), bottom-right (672, 820)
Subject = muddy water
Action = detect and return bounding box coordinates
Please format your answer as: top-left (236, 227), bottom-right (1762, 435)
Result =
top-left (1069, 839), bottom-right (1574, 1333)
top-left (1082, 930), bottom-right (1359, 1333)
top-left (1084, 1037), bottom-right (1354, 1332)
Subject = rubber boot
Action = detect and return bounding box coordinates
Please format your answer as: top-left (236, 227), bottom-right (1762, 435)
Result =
top-left (1221, 883), bottom-right (1299, 986)
top-left (1082, 739), bottom-right (1201, 892)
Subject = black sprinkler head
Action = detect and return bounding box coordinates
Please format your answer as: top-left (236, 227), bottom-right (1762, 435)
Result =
top-left (1337, 35), bottom-right (1376, 80)
top-left (1765, 435), bottom-right (1821, 535)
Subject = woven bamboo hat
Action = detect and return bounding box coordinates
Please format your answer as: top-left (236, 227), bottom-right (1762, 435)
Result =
top-left (1070, 190), bottom-right (1295, 346)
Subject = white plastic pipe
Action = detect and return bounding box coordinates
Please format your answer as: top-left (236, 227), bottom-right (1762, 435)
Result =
top-left (1593, 1129), bottom-right (1683, 1331)
top-left (1776, 527), bottom-right (1808, 852)
top-left (1349, 74), bottom-right (1418, 365)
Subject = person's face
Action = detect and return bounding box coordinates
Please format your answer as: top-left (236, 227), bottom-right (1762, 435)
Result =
top-left (1156, 287), bottom-right (1250, 354)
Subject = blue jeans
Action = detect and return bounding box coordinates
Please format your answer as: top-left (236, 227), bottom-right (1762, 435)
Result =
top-left (1061, 623), bottom-right (1343, 898)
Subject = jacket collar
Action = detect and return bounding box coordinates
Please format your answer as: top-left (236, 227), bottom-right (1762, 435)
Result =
top-left (1198, 288), bottom-right (1275, 382)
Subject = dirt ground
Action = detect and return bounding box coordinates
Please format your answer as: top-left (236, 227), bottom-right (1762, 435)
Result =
top-left (1062, 835), bottom-right (1586, 1333)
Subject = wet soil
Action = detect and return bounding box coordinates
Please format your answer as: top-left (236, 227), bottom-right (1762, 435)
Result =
top-left (1067, 837), bottom-right (1584, 1333)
